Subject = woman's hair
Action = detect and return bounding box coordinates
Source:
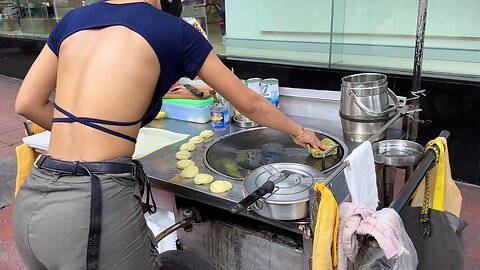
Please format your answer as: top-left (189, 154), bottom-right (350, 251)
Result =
top-left (161, 0), bottom-right (182, 17)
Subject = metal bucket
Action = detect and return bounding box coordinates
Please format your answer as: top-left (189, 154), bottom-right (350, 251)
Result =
top-left (339, 73), bottom-right (399, 142)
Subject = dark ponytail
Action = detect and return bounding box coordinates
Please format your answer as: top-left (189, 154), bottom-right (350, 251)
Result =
top-left (161, 0), bottom-right (182, 17)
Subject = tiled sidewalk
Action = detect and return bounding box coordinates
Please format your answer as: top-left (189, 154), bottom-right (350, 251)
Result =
top-left (0, 75), bottom-right (25, 269)
top-left (0, 75), bottom-right (24, 159)
top-left (0, 74), bottom-right (478, 269)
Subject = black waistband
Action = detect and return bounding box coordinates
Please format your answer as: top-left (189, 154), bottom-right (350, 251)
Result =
top-left (35, 155), bottom-right (139, 177)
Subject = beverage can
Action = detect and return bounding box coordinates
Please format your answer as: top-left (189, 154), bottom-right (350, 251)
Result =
top-left (261, 78), bottom-right (280, 107)
top-left (210, 103), bottom-right (230, 129)
top-left (245, 78), bottom-right (262, 95)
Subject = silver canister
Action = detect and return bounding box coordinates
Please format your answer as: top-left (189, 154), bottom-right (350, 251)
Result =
top-left (245, 78), bottom-right (262, 95)
top-left (339, 73), bottom-right (399, 142)
top-left (261, 78), bottom-right (280, 107)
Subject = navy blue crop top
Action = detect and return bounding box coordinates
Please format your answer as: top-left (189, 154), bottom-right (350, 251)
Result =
top-left (47, 1), bottom-right (213, 143)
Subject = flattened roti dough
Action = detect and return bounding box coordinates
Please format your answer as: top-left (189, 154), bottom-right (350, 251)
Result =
top-left (180, 166), bottom-right (199, 178)
top-left (209, 181), bottom-right (233, 193)
top-left (175, 150), bottom-right (191, 160)
top-left (199, 130), bottom-right (214, 138)
top-left (176, 160), bottom-right (195, 169)
top-left (193, 173), bottom-right (214, 185)
top-left (180, 143), bottom-right (196, 152)
top-left (189, 136), bottom-right (205, 144)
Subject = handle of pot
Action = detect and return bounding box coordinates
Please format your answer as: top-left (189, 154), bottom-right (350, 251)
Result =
top-left (349, 88), bottom-right (399, 117)
top-left (231, 181), bottom-right (275, 214)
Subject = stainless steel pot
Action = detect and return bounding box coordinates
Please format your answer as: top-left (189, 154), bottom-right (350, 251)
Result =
top-left (340, 73), bottom-right (399, 142)
top-left (231, 163), bottom-right (325, 220)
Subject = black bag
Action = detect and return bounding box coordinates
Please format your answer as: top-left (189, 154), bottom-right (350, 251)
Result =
top-left (400, 207), bottom-right (467, 269)
top-left (400, 139), bottom-right (467, 269)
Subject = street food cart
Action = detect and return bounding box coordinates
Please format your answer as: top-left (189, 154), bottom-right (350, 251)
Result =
top-left (140, 86), bottom-right (408, 269)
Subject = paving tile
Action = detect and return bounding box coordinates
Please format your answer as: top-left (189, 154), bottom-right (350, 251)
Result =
top-left (0, 128), bottom-right (24, 146)
top-left (0, 240), bottom-right (25, 270)
top-left (0, 146), bottom-right (15, 159)
top-left (464, 256), bottom-right (480, 270)
top-left (5, 179), bottom-right (16, 191)
top-left (0, 204), bottom-right (14, 242)
top-left (459, 183), bottom-right (480, 217)
top-left (0, 192), bottom-right (13, 209)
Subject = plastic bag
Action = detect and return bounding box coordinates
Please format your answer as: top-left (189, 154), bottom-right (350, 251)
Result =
top-left (349, 208), bottom-right (418, 270)
top-left (411, 137), bottom-right (462, 217)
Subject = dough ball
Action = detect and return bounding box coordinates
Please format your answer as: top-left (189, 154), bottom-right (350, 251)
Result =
top-left (199, 130), bottom-right (214, 138)
top-left (180, 166), bottom-right (199, 178)
top-left (193, 173), bottom-right (214, 185)
top-left (155, 111), bottom-right (166, 120)
top-left (175, 150), bottom-right (191, 160)
top-left (180, 143), bottom-right (196, 152)
top-left (176, 160), bottom-right (195, 169)
top-left (209, 181), bottom-right (233, 193)
top-left (189, 136), bottom-right (205, 144)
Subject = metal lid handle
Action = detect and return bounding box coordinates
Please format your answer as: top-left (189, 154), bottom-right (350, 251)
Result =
top-left (349, 88), bottom-right (399, 117)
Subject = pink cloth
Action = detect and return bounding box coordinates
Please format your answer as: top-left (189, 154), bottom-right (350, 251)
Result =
top-left (356, 208), bottom-right (405, 259)
top-left (338, 203), bottom-right (406, 270)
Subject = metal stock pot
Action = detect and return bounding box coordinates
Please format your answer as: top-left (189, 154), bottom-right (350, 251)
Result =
top-left (238, 163), bottom-right (325, 221)
top-left (340, 73), bottom-right (399, 142)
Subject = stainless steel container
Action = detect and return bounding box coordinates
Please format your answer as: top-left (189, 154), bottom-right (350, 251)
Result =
top-left (233, 114), bottom-right (259, 128)
top-left (242, 163), bottom-right (325, 220)
top-left (372, 140), bottom-right (424, 167)
top-left (339, 73), bottom-right (399, 142)
top-left (372, 139), bottom-right (425, 206)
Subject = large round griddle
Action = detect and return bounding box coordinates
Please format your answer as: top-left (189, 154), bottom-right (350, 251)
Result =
top-left (204, 127), bottom-right (348, 180)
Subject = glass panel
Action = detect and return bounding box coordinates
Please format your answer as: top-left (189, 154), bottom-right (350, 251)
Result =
top-left (329, 0), bottom-right (418, 72)
top-left (421, 0), bottom-right (480, 79)
top-left (329, 0), bottom-right (346, 66)
top-left (18, 0), bottom-right (55, 38)
top-left (0, 0), bottom-right (23, 36)
top-left (1, 0), bottom-right (478, 81)
top-left (329, 0), bottom-right (480, 80)
top-left (220, 0), bottom-right (332, 66)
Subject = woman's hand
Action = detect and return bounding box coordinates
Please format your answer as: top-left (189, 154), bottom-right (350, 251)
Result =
top-left (292, 128), bottom-right (331, 152)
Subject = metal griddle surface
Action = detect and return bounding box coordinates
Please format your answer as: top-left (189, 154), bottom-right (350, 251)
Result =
top-left (204, 127), bottom-right (347, 180)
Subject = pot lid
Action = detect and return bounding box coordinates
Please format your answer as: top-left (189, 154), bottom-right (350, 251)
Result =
top-left (243, 163), bottom-right (325, 203)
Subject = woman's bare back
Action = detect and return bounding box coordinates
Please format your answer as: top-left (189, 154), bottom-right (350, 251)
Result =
top-left (49, 26), bottom-right (160, 161)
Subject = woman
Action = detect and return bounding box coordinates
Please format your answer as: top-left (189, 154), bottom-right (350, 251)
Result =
top-left (13, 0), bottom-right (330, 269)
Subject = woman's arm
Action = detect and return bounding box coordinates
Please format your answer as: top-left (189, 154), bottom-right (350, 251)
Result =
top-left (15, 45), bottom-right (58, 130)
top-left (198, 51), bottom-right (329, 152)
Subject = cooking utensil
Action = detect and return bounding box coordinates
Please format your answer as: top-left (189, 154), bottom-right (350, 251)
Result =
top-left (232, 163), bottom-right (325, 220)
top-left (233, 114), bottom-right (259, 128)
top-left (372, 139), bottom-right (424, 166)
top-left (203, 127), bottom-right (347, 180)
top-left (183, 84), bottom-right (204, 98)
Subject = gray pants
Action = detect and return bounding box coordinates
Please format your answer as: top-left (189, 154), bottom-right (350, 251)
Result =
top-left (13, 160), bottom-right (161, 270)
